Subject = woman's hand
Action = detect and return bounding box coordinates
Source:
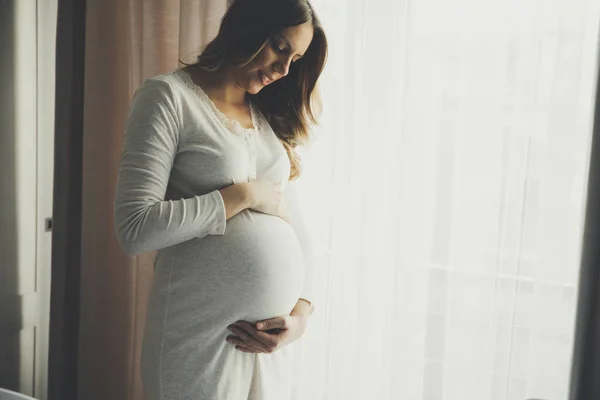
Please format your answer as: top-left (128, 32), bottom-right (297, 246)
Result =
top-left (244, 179), bottom-right (289, 222)
top-left (226, 315), bottom-right (308, 354)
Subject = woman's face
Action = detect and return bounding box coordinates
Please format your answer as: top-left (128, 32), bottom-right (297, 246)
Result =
top-left (234, 21), bottom-right (314, 95)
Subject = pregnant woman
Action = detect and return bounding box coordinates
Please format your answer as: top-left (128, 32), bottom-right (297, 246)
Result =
top-left (113, 0), bottom-right (327, 399)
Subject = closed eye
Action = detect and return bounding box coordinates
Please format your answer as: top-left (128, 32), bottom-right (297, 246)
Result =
top-left (271, 37), bottom-right (286, 53)
top-left (270, 35), bottom-right (303, 63)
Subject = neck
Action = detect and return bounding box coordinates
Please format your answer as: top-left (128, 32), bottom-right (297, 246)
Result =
top-left (189, 66), bottom-right (247, 106)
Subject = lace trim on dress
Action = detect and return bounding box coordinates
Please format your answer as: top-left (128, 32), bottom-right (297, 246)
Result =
top-left (175, 68), bottom-right (261, 138)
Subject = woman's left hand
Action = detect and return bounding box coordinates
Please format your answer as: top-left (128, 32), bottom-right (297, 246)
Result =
top-left (226, 314), bottom-right (308, 354)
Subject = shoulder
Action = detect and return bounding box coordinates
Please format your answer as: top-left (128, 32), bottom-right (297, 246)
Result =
top-left (128, 73), bottom-right (191, 124)
top-left (133, 73), bottom-right (180, 101)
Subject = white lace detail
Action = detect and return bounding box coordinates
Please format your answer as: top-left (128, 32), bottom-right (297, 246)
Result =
top-left (175, 69), bottom-right (260, 138)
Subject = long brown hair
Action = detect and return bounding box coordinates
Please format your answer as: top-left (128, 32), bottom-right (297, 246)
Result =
top-left (192, 0), bottom-right (328, 180)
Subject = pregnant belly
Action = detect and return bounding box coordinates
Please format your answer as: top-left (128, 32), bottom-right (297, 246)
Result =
top-left (162, 209), bottom-right (305, 322)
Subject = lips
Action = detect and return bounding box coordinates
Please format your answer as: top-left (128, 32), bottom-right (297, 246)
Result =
top-left (259, 70), bottom-right (274, 86)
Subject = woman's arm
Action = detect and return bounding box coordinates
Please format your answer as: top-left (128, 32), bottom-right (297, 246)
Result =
top-left (114, 78), bottom-right (248, 256)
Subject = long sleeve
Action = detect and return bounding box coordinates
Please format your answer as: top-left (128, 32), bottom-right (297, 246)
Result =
top-left (283, 180), bottom-right (315, 310)
top-left (114, 78), bottom-right (226, 256)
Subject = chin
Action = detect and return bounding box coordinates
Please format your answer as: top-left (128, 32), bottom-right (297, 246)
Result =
top-left (246, 83), bottom-right (264, 95)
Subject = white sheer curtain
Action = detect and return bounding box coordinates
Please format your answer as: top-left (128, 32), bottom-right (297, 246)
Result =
top-left (292, 0), bottom-right (600, 399)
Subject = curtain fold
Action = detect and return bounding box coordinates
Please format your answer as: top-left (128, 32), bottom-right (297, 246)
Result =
top-left (79, 1), bottom-right (228, 399)
top-left (569, 50), bottom-right (600, 400)
top-left (50, 0), bottom-right (86, 399)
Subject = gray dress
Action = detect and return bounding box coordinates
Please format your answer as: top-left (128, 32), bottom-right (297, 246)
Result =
top-left (113, 69), bottom-right (313, 400)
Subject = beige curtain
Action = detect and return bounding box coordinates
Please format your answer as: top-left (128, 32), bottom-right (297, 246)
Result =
top-left (79, 1), bottom-right (228, 399)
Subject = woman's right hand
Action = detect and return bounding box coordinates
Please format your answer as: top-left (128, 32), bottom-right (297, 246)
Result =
top-left (245, 179), bottom-right (288, 222)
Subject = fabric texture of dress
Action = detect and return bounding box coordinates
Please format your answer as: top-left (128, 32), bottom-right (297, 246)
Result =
top-left (113, 69), bottom-right (314, 400)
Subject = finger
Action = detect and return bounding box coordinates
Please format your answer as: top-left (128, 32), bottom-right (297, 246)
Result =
top-left (236, 345), bottom-right (265, 354)
top-left (228, 325), bottom-right (271, 352)
top-left (256, 316), bottom-right (290, 331)
top-left (227, 328), bottom-right (266, 353)
top-left (226, 336), bottom-right (264, 353)
top-left (226, 335), bottom-right (246, 347)
top-left (233, 321), bottom-right (278, 349)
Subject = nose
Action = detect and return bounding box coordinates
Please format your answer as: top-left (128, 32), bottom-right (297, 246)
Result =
top-left (274, 56), bottom-right (293, 78)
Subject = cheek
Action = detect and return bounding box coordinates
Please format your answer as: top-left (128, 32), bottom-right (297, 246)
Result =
top-left (237, 49), bottom-right (278, 92)
top-left (251, 49), bottom-right (277, 70)
top-left (233, 66), bottom-right (258, 88)
top-left (243, 58), bottom-right (268, 81)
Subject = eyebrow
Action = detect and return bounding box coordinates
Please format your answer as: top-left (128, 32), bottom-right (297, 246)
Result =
top-left (276, 34), bottom-right (305, 58)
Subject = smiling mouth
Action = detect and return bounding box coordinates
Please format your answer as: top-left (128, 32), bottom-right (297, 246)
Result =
top-left (259, 70), bottom-right (274, 85)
